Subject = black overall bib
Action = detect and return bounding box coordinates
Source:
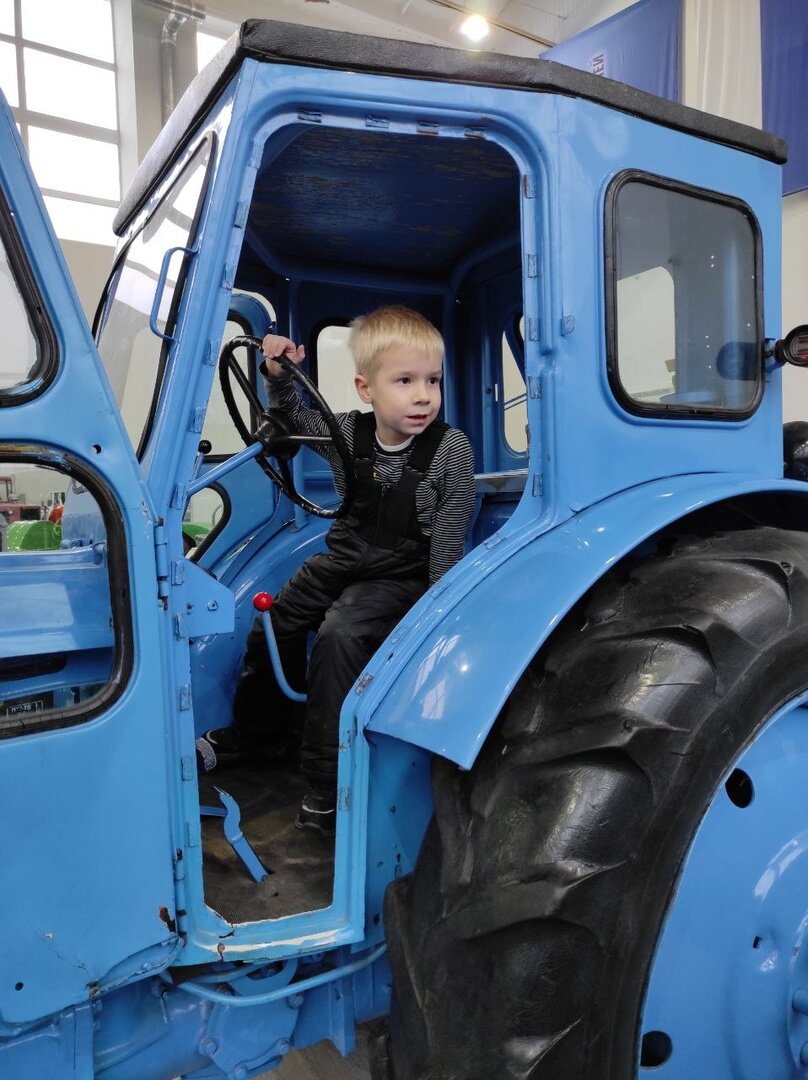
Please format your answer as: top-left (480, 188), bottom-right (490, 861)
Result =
top-left (232, 414), bottom-right (448, 793)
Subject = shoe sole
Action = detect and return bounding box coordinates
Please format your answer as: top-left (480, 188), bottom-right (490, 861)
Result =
top-left (202, 742), bottom-right (292, 763)
top-left (295, 816), bottom-right (335, 837)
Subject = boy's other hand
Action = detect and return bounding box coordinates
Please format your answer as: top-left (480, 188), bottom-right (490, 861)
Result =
top-left (261, 334), bottom-right (306, 377)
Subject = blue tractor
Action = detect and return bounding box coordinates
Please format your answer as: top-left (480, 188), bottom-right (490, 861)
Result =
top-left (2, 17), bottom-right (808, 1080)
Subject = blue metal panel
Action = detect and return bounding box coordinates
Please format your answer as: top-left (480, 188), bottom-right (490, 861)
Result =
top-left (0, 548), bottom-right (112, 655)
top-left (0, 1003), bottom-right (94, 1079)
top-left (0, 91), bottom-right (178, 1026)
top-left (189, 515), bottom-right (329, 737)
top-left (363, 475), bottom-right (808, 769)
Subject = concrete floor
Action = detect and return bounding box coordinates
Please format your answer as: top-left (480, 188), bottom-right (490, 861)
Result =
top-left (260, 1027), bottom-right (373, 1079)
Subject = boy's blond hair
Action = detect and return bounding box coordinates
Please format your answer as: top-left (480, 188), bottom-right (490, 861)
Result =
top-left (348, 306), bottom-right (444, 379)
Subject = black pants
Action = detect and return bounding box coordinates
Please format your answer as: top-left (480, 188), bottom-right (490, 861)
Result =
top-left (232, 523), bottom-right (427, 792)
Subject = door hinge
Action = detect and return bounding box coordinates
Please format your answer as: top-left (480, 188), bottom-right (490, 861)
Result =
top-left (528, 375), bottom-right (541, 399)
top-left (526, 253), bottom-right (538, 278)
top-left (154, 521), bottom-right (169, 603)
top-left (532, 474), bottom-right (544, 497)
top-left (234, 196), bottom-right (250, 230)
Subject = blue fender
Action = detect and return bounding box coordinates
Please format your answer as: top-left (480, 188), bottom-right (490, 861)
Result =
top-left (361, 474), bottom-right (808, 770)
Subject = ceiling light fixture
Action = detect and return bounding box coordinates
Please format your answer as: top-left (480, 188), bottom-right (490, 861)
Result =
top-left (423, 0), bottom-right (555, 49)
top-left (459, 13), bottom-right (489, 42)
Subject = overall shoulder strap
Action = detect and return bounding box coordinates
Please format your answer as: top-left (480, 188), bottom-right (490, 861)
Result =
top-left (353, 411), bottom-right (376, 461)
top-left (406, 420), bottom-right (449, 475)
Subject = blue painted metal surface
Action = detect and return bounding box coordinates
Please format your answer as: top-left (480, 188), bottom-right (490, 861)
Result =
top-left (258, 607), bottom-right (307, 703)
top-left (363, 474), bottom-right (808, 768)
top-left (0, 546), bottom-right (112, 655)
top-left (0, 86), bottom-right (178, 1040)
top-left (0, 14), bottom-right (797, 1077)
top-left (200, 788), bottom-right (268, 883)
top-left (641, 693), bottom-right (808, 1079)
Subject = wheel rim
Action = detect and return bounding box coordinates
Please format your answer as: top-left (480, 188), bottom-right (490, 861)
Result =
top-left (639, 691), bottom-right (808, 1078)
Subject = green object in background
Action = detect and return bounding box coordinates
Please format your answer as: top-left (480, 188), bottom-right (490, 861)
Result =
top-left (182, 522), bottom-right (211, 545)
top-left (8, 520), bottom-right (61, 551)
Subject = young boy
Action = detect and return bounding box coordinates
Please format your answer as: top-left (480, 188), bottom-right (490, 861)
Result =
top-left (199, 306), bottom-right (476, 835)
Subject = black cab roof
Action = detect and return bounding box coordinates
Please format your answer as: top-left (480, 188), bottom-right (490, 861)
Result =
top-left (114, 17), bottom-right (786, 236)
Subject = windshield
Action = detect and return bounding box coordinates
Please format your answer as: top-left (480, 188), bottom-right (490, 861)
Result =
top-left (94, 138), bottom-right (212, 455)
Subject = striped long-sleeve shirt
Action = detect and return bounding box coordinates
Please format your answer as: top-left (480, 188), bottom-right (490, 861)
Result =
top-left (268, 373), bottom-right (476, 585)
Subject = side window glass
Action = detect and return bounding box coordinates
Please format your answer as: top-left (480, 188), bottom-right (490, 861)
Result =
top-left (0, 457), bottom-right (129, 736)
top-left (94, 138), bottom-right (212, 455)
top-left (617, 266), bottom-right (675, 401)
top-left (203, 296), bottom-right (277, 458)
top-left (502, 316), bottom-right (527, 454)
top-left (0, 193), bottom-right (52, 397)
top-left (203, 319), bottom-right (257, 458)
top-left (609, 177), bottom-right (761, 417)
top-left (314, 324), bottom-right (371, 414)
top-left (184, 486), bottom-right (225, 552)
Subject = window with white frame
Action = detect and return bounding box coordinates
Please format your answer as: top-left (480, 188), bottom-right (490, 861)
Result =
top-left (196, 24), bottom-right (232, 73)
top-left (0, 0), bottom-right (120, 246)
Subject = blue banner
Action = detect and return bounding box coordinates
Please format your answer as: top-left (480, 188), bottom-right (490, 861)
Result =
top-left (761, 0), bottom-right (808, 196)
top-left (543, 0), bottom-right (681, 102)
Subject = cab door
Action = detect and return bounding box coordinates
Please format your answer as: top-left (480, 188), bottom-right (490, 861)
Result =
top-left (0, 97), bottom-right (177, 1028)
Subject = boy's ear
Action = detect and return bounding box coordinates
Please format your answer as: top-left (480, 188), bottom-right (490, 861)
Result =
top-left (354, 373), bottom-right (373, 404)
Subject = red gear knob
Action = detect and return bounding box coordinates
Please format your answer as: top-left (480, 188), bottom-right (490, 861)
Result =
top-left (253, 591), bottom-right (273, 611)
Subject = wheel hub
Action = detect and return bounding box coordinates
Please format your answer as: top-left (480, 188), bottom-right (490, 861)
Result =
top-left (639, 695), bottom-right (808, 1078)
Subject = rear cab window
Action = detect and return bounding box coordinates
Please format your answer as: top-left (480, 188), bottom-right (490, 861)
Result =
top-left (313, 323), bottom-right (370, 415)
top-left (606, 173), bottom-right (762, 419)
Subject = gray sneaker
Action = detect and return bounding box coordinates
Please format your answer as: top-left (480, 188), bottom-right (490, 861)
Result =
top-left (295, 792), bottom-right (336, 836)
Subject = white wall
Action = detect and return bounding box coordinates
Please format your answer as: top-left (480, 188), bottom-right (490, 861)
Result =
top-left (561, 0), bottom-right (638, 37)
top-left (782, 192), bottom-right (808, 420)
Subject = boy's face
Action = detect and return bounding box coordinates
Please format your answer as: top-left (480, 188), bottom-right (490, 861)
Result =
top-left (355, 345), bottom-right (443, 446)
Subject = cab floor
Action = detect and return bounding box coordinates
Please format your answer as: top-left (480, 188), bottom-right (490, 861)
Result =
top-left (199, 758), bottom-right (334, 923)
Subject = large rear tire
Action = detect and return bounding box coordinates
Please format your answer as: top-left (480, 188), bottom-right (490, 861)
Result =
top-left (380, 527), bottom-right (808, 1079)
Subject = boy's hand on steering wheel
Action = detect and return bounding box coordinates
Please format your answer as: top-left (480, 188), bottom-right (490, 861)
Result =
top-left (261, 334), bottom-right (306, 378)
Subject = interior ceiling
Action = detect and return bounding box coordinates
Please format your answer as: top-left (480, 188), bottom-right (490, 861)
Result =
top-left (195, 0), bottom-right (602, 58)
top-left (244, 126), bottom-right (520, 280)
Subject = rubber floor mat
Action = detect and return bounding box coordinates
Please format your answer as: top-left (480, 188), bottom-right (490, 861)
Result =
top-left (199, 759), bottom-right (335, 924)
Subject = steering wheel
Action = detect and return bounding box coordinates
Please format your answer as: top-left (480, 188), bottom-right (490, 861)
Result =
top-left (218, 335), bottom-right (355, 519)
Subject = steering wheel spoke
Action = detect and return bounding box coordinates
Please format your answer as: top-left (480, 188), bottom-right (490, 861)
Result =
top-left (218, 335), bottom-right (355, 519)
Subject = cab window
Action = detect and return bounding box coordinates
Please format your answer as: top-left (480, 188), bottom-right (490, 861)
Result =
top-left (94, 138), bottom-right (212, 455)
top-left (607, 174), bottom-right (761, 418)
top-left (0, 456), bottom-right (130, 737)
top-left (0, 191), bottom-right (55, 400)
top-left (313, 323), bottom-right (371, 415)
top-left (502, 315), bottom-right (527, 454)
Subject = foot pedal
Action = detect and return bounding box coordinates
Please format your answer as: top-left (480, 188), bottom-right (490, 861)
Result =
top-left (200, 787), bottom-right (269, 883)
